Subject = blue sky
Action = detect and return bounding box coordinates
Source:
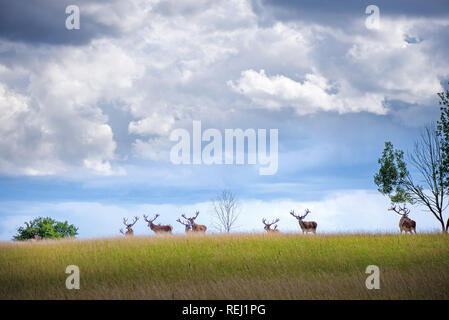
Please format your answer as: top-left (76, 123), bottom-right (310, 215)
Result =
top-left (1, 0), bottom-right (449, 239)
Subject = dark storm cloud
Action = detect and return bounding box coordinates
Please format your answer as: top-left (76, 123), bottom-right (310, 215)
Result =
top-left (256, 0), bottom-right (449, 26)
top-left (0, 0), bottom-right (119, 45)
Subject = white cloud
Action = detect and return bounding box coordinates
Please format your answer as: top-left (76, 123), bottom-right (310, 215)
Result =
top-left (129, 113), bottom-right (175, 136)
top-left (228, 69), bottom-right (387, 115)
top-left (344, 17), bottom-right (449, 105)
top-left (0, 40), bottom-right (144, 175)
top-left (1, 1), bottom-right (449, 176)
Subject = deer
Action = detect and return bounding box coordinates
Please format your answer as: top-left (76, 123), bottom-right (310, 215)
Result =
top-left (143, 214), bottom-right (173, 234)
top-left (262, 218), bottom-right (280, 233)
top-left (182, 211), bottom-right (207, 232)
top-left (389, 204), bottom-right (416, 234)
top-left (176, 218), bottom-right (193, 234)
top-left (290, 209), bottom-right (317, 234)
top-left (120, 216), bottom-right (139, 236)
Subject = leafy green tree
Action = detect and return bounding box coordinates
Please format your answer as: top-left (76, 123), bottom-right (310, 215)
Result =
top-left (13, 217), bottom-right (78, 241)
top-left (437, 82), bottom-right (449, 188)
top-left (374, 141), bottom-right (412, 204)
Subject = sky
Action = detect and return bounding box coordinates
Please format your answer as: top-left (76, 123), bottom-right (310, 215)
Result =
top-left (0, 0), bottom-right (448, 240)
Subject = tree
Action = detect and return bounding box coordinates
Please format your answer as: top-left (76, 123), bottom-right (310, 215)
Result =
top-left (374, 125), bottom-right (449, 233)
top-left (374, 141), bottom-right (412, 204)
top-left (13, 217), bottom-right (79, 241)
top-left (212, 190), bottom-right (240, 233)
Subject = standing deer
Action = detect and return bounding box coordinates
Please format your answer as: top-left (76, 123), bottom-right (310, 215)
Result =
top-left (389, 205), bottom-right (416, 234)
top-left (177, 218), bottom-right (193, 234)
top-left (182, 211), bottom-right (207, 232)
top-left (120, 216), bottom-right (139, 236)
top-left (143, 214), bottom-right (173, 234)
top-left (290, 209), bottom-right (317, 234)
top-left (262, 218), bottom-right (280, 233)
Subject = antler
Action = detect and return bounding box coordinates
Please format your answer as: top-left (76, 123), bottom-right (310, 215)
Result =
top-left (143, 214), bottom-right (158, 223)
top-left (399, 205), bottom-right (410, 216)
top-left (389, 205), bottom-right (404, 216)
top-left (263, 218), bottom-right (279, 226)
top-left (130, 216), bottom-right (139, 226)
top-left (123, 218), bottom-right (129, 226)
top-left (290, 210), bottom-right (300, 219)
top-left (177, 218), bottom-right (189, 226)
top-left (119, 229), bottom-right (125, 235)
top-left (193, 211), bottom-right (199, 220)
top-left (300, 209), bottom-right (310, 219)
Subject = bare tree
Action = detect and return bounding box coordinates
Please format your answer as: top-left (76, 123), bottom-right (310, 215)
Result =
top-left (405, 125), bottom-right (448, 232)
top-left (212, 190), bottom-right (240, 233)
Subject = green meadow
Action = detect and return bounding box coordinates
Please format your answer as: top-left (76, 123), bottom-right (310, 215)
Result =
top-left (1, 233), bottom-right (448, 299)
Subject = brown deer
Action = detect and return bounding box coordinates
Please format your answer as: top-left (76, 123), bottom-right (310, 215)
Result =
top-left (143, 214), bottom-right (173, 234)
top-left (120, 216), bottom-right (139, 236)
top-left (389, 205), bottom-right (416, 234)
top-left (176, 218), bottom-right (193, 234)
top-left (262, 218), bottom-right (280, 233)
top-left (182, 211), bottom-right (207, 232)
top-left (290, 209), bottom-right (317, 234)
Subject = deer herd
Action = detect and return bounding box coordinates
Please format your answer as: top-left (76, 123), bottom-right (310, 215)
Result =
top-left (24, 205), bottom-right (418, 242)
top-left (120, 211), bottom-right (208, 236)
top-left (119, 205), bottom-right (417, 236)
top-left (118, 206), bottom-right (415, 236)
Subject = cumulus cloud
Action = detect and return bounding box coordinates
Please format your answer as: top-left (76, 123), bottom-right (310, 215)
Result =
top-left (228, 69), bottom-right (387, 115)
top-left (0, 0), bottom-right (448, 178)
top-left (0, 40), bottom-right (144, 175)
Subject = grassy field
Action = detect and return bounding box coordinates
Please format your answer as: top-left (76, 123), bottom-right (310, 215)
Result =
top-left (1, 233), bottom-right (448, 299)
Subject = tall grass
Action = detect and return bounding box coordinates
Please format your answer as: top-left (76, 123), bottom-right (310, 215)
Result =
top-left (1, 233), bottom-right (448, 299)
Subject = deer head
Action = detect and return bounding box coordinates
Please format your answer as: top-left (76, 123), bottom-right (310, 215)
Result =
top-left (389, 204), bottom-right (410, 217)
top-left (262, 218), bottom-right (280, 232)
top-left (177, 218), bottom-right (192, 233)
top-left (121, 216), bottom-right (139, 236)
top-left (143, 214), bottom-right (159, 227)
